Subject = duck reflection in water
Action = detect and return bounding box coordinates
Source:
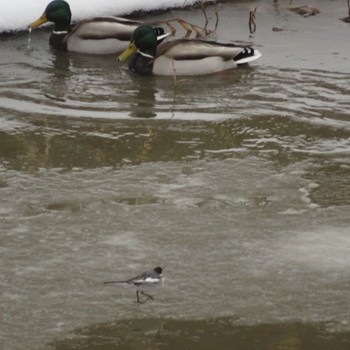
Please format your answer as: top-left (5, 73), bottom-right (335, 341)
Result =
top-left (129, 76), bottom-right (157, 119)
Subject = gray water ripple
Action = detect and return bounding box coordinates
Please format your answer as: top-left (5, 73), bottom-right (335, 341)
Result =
top-left (1, 65), bottom-right (349, 127)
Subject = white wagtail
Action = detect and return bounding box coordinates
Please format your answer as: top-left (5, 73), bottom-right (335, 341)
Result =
top-left (104, 266), bottom-right (164, 303)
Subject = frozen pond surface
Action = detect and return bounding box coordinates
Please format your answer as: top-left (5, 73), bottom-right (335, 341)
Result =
top-left (1, 1), bottom-right (350, 349)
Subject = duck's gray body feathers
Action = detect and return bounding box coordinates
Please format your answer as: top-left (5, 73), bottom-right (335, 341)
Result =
top-left (66, 17), bottom-right (141, 54)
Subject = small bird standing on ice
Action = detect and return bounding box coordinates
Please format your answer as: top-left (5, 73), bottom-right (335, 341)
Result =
top-left (104, 266), bottom-right (164, 303)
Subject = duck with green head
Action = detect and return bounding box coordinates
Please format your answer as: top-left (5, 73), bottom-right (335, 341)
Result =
top-left (29, 0), bottom-right (143, 54)
top-left (118, 25), bottom-right (262, 76)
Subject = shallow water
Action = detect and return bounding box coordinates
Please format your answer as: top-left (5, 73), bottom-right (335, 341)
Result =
top-left (1, 1), bottom-right (350, 349)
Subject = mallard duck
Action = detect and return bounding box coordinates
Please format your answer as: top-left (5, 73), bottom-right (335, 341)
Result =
top-left (29, 0), bottom-right (143, 54)
top-left (118, 25), bottom-right (262, 76)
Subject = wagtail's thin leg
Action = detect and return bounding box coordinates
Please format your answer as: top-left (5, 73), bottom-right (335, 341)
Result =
top-left (141, 291), bottom-right (154, 302)
top-left (136, 291), bottom-right (142, 303)
top-left (136, 291), bottom-right (148, 304)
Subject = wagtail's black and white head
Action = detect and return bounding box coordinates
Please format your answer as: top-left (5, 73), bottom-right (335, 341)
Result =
top-left (104, 266), bottom-right (164, 303)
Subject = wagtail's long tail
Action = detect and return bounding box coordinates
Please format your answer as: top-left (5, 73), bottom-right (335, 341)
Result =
top-left (103, 280), bottom-right (129, 284)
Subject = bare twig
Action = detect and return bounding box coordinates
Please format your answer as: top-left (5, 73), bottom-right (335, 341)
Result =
top-left (249, 7), bottom-right (257, 34)
top-left (212, 1), bottom-right (219, 33)
top-left (179, 0), bottom-right (219, 36)
top-left (200, 0), bottom-right (219, 35)
top-left (154, 18), bottom-right (214, 38)
top-left (163, 21), bottom-right (177, 35)
top-left (172, 59), bottom-right (177, 87)
top-left (171, 59), bottom-right (188, 87)
top-left (200, 0), bottom-right (209, 27)
top-left (145, 1), bottom-right (220, 39)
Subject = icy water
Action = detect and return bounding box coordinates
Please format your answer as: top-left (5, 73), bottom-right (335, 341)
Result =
top-left (1, 1), bottom-right (350, 349)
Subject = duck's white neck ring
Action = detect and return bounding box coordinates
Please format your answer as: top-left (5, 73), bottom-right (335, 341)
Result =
top-left (138, 50), bottom-right (154, 59)
top-left (52, 30), bottom-right (69, 35)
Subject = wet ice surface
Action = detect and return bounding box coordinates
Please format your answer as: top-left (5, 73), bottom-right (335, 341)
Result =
top-left (1, 0), bottom-right (350, 349)
top-left (1, 158), bottom-right (350, 349)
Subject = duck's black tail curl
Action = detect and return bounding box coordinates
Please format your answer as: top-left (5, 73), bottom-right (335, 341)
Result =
top-left (234, 47), bottom-right (255, 62)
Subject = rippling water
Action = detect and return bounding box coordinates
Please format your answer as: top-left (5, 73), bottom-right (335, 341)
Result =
top-left (1, 1), bottom-right (350, 349)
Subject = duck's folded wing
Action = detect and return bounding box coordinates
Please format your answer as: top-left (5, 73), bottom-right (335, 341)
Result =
top-left (158, 39), bottom-right (243, 60)
top-left (159, 40), bottom-right (252, 61)
top-left (69, 17), bottom-right (141, 41)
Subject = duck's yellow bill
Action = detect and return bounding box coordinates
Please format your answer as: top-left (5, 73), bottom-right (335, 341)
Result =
top-left (118, 42), bottom-right (137, 62)
top-left (30, 14), bottom-right (48, 29)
